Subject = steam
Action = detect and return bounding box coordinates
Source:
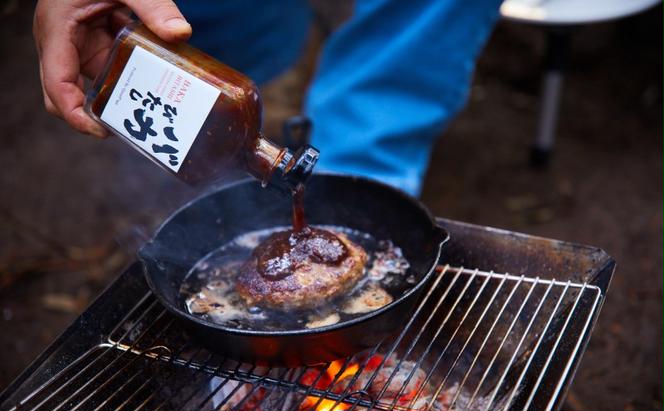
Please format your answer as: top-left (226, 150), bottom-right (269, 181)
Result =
top-left (136, 178), bottom-right (290, 272)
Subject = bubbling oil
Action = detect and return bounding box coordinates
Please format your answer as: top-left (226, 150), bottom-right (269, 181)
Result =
top-left (179, 226), bottom-right (414, 331)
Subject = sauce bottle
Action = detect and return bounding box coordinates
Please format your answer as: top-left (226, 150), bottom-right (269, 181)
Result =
top-left (85, 23), bottom-right (318, 192)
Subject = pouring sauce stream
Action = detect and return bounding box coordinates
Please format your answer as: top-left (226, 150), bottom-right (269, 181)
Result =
top-left (255, 183), bottom-right (349, 280)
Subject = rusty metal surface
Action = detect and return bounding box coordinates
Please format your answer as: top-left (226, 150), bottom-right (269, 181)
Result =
top-left (437, 218), bottom-right (614, 287)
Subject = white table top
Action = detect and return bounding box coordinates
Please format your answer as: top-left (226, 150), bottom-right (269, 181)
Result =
top-left (500, 0), bottom-right (660, 25)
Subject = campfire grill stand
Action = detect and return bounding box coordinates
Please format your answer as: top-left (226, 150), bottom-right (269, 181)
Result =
top-left (0, 218), bottom-right (614, 411)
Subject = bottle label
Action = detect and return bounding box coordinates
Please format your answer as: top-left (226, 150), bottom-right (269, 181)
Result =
top-left (100, 45), bottom-right (220, 172)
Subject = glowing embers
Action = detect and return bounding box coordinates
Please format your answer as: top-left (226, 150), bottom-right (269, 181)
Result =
top-left (297, 354), bottom-right (454, 411)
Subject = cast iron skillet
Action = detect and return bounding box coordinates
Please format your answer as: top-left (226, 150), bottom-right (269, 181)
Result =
top-left (139, 174), bottom-right (449, 366)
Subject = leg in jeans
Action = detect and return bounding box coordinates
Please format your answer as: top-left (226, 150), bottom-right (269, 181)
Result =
top-left (305, 0), bottom-right (501, 195)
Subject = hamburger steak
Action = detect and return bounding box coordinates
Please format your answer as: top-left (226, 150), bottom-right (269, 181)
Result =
top-left (236, 227), bottom-right (368, 310)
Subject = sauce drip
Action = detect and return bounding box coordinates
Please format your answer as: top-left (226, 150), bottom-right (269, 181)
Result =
top-left (255, 228), bottom-right (349, 280)
top-left (255, 183), bottom-right (349, 280)
top-left (292, 183), bottom-right (306, 233)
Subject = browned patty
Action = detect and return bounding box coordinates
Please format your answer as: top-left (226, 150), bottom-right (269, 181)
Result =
top-left (236, 231), bottom-right (368, 310)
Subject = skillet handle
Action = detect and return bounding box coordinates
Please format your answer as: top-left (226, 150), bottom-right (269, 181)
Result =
top-left (434, 224), bottom-right (451, 246)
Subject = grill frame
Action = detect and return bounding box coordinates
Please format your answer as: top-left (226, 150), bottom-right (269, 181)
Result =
top-left (0, 219), bottom-right (614, 411)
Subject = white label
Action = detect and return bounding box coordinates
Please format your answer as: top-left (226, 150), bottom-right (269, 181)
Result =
top-left (100, 46), bottom-right (220, 172)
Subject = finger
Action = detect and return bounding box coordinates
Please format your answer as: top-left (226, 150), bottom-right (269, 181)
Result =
top-left (80, 43), bottom-right (112, 80)
top-left (41, 35), bottom-right (107, 138)
top-left (79, 10), bottom-right (136, 79)
top-left (121, 0), bottom-right (191, 42)
top-left (43, 87), bottom-right (60, 117)
top-left (110, 7), bottom-right (133, 31)
top-left (79, 24), bottom-right (115, 79)
top-left (39, 60), bottom-right (62, 117)
top-left (75, 76), bottom-right (107, 139)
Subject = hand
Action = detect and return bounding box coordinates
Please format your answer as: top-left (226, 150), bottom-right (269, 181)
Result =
top-left (33, 0), bottom-right (192, 138)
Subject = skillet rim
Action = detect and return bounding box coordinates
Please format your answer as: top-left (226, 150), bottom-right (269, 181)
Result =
top-left (140, 172), bottom-right (449, 337)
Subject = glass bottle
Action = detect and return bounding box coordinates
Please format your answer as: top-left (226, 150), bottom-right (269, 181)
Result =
top-left (85, 23), bottom-right (318, 192)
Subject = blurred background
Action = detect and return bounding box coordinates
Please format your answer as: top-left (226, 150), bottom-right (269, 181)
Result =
top-left (0, 1), bottom-right (661, 410)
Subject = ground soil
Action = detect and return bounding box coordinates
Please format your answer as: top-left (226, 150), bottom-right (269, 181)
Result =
top-left (0, 3), bottom-right (661, 411)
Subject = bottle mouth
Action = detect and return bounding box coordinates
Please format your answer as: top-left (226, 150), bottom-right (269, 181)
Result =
top-left (269, 145), bottom-right (319, 193)
top-left (288, 146), bottom-right (319, 183)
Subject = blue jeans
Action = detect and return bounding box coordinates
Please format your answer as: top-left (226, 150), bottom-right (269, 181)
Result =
top-left (179, 0), bottom-right (500, 195)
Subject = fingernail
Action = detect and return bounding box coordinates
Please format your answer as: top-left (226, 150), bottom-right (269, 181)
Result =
top-left (91, 124), bottom-right (108, 139)
top-left (164, 18), bottom-right (191, 35)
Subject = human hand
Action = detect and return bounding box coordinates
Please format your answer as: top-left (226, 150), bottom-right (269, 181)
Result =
top-left (33, 0), bottom-right (192, 138)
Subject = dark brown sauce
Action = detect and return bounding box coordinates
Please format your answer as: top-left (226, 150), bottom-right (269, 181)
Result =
top-left (89, 24), bottom-right (278, 186)
top-left (292, 183), bottom-right (306, 233)
top-left (255, 227), bottom-right (349, 280)
top-left (255, 184), bottom-right (349, 280)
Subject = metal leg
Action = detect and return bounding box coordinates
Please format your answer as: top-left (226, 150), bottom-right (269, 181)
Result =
top-left (531, 29), bottom-right (572, 167)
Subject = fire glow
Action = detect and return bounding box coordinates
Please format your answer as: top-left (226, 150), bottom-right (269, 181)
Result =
top-left (298, 354), bottom-right (420, 411)
top-left (295, 353), bottom-right (454, 411)
top-left (299, 359), bottom-right (357, 411)
top-left (231, 354), bottom-right (453, 411)
top-left (298, 357), bottom-right (376, 411)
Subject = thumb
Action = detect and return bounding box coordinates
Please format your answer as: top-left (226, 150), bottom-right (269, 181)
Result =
top-left (121, 0), bottom-right (192, 42)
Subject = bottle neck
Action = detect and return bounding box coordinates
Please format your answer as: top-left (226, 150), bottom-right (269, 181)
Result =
top-left (246, 136), bottom-right (319, 193)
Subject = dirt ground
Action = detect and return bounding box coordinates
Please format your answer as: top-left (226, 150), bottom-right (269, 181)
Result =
top-left (0, 2), bottom-right (661, 411)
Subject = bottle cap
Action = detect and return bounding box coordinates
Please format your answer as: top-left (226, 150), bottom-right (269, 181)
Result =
top-left (285, 146), bottom-right (319, 186)
top-left (269, 145), bottom-right (319, 194)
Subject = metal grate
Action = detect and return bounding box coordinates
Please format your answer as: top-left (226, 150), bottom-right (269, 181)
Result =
top-left (6, 266), bottom-right (602, 411)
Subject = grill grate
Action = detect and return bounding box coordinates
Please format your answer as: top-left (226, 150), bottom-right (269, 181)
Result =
top-left (6, 266), bottom-right (602, 411)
